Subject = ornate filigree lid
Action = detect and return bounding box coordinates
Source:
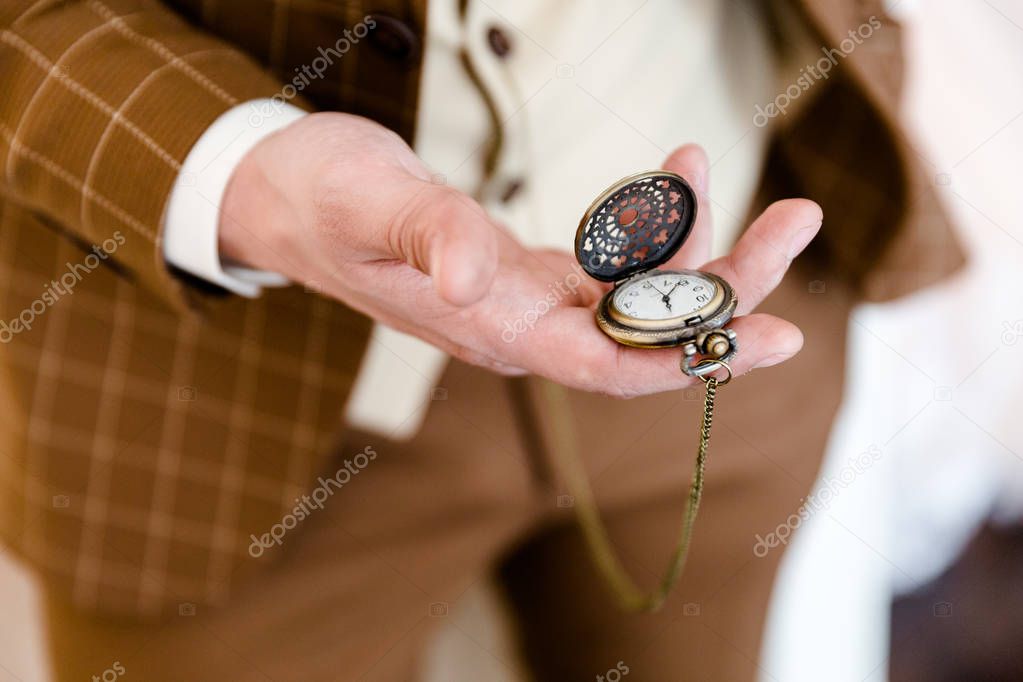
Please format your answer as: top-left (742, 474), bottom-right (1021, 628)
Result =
top-left (574, 171), bottom-right (697, 282)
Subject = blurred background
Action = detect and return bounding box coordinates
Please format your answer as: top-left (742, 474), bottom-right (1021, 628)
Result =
top-left (1, 1), bottom-right (1021, 680)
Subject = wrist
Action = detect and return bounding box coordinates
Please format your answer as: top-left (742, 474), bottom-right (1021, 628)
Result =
top-left (219, 145), bottom-right (270, 268)
top-left (218, 134), bottom-right (306, 283)
top-left (163, 98), bottom-right (305, 296)
top-left (215, 100), bottom-right (308, 281)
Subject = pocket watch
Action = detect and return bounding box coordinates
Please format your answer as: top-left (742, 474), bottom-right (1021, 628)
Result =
top-left (539, 169), bottom-right (741, 613)
top-left (575, 170), bottom-right (737, 380)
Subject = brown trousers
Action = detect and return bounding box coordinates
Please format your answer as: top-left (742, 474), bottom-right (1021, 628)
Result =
top-left (44, 272), bottom-right (850, 681)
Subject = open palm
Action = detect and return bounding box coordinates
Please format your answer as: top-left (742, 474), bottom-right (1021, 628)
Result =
top-left (221, 113), bottom-right (820, 398)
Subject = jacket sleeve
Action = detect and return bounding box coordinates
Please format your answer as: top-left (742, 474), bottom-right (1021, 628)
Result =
top-left (0, 1), bottom-right (300, 311)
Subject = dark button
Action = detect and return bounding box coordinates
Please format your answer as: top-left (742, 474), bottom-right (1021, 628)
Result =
top-left (367, 13), bottom-right (421, 64)
top-left (487, 26), bottom-right (512, 58)
top-left (501, 179), bottom-right (523, 203)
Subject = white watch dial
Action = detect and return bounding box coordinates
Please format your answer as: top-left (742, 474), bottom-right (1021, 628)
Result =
top-left (612, 271), bottom-right (717, 321)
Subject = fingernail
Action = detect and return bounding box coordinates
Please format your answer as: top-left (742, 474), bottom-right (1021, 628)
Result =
top-left (693, 170), bottom-right (708, 194)
top-left (753, 351), bottom-right (796, 370)
top-left (788, 222), bottom-right (821, 258)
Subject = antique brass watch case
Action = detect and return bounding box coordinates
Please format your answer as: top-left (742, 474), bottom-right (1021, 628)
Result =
top-left (574, 170), bottom-right (738, 378)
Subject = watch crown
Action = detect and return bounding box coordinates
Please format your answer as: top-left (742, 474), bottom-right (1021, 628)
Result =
top-left (704, 332), bottom-right (731, 359)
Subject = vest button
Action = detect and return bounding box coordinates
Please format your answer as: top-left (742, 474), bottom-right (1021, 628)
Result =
top-left (367, 13), bottom-right (421, 64)
top-left (487, 26), bottom-right (513, 58)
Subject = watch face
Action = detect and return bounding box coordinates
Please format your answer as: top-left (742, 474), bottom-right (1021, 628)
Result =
top-left (609, 270), bottom-right (720, 329)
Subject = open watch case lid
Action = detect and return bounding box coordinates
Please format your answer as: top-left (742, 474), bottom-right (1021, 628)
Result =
top-left (574, 170), bottom-right (697, 282)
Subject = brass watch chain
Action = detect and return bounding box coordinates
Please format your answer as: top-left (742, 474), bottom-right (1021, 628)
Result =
top-left (540, 359), bottom-right (730, 613)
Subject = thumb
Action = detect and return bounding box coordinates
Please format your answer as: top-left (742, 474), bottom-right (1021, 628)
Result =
top-left (389, 183), bottom-right (499, 306)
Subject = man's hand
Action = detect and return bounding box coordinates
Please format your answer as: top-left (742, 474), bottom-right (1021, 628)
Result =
top-left (219, 112), bottom-right (821, 398)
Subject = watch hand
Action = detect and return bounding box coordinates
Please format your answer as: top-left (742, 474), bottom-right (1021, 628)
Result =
top-left (649, 283), bottom-right (668, 297)
top-left (660, 281), bottom-right (680, 311)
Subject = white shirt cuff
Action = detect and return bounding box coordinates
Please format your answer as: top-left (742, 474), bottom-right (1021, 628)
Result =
top-left (162, 99), bottom-right (307, 297)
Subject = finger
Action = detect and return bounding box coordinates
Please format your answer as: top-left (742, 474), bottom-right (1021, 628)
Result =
top-left (660, 144), bottom-right (712, 269)
top-left (527, 248), bottom-right (606, 307)
top-left (389, 183), bottom-right (499, 307)
top-left (703, 199), bottom-right (821, 315)
top-left (508, 305), bottom-right (802, 398)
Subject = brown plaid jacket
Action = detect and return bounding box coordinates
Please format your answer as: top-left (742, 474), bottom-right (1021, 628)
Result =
top-left (0, 0), bottom-right (961, 619)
